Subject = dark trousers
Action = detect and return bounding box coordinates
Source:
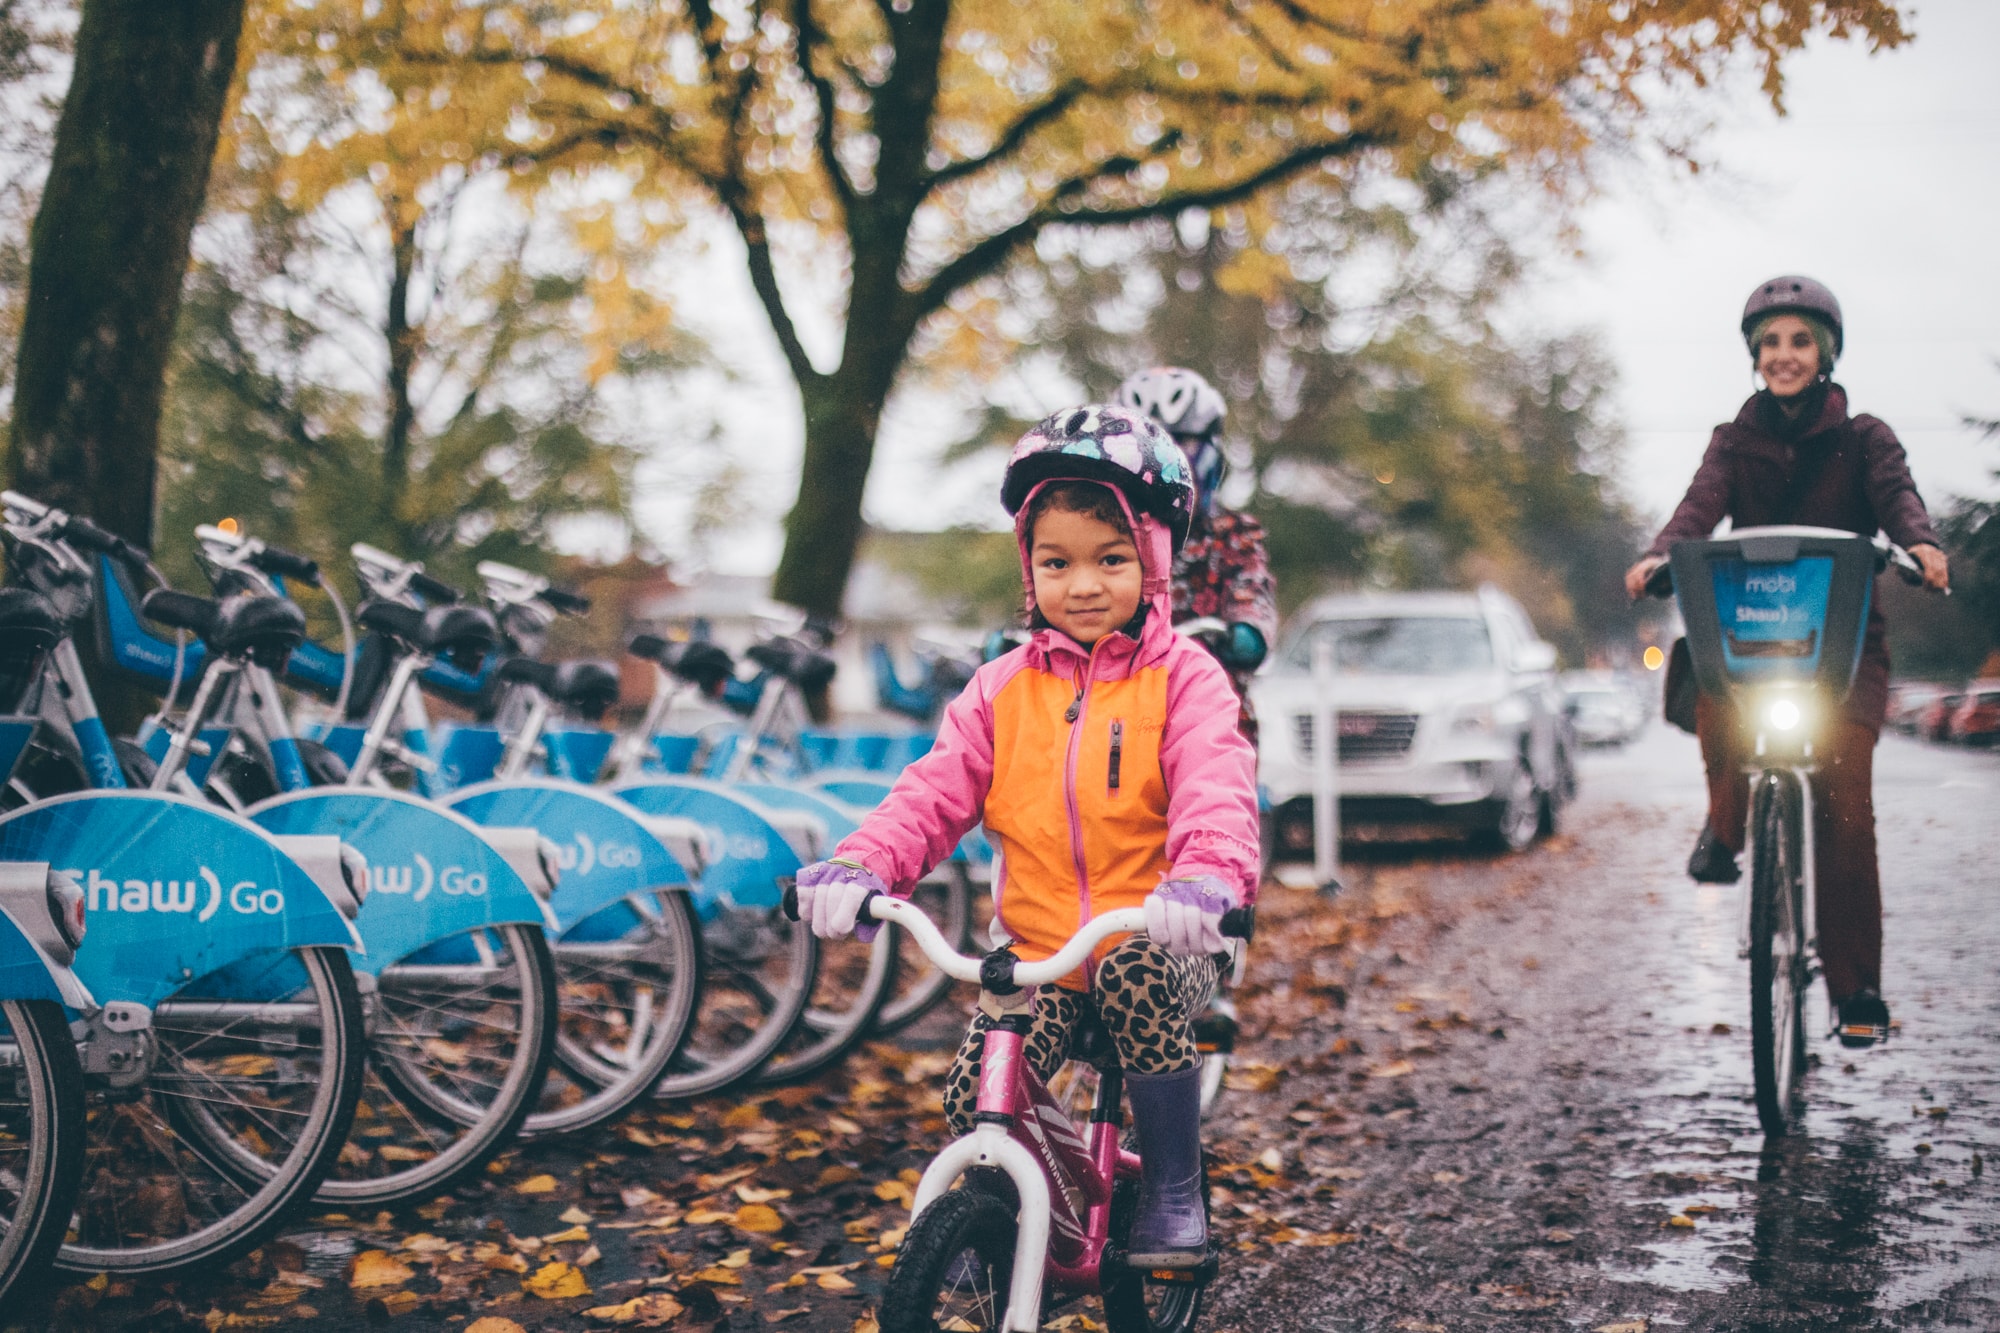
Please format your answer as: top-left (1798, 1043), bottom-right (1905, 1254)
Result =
top-left (1697, 692), bottom-right (1882, 1003)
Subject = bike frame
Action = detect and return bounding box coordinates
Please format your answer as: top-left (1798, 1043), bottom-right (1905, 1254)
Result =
top-left (873, 899), bottom-right (1153, 1333)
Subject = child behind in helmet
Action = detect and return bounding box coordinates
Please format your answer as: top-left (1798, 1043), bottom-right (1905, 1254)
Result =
top-left (794, 404), bottom-right (1260, 1267)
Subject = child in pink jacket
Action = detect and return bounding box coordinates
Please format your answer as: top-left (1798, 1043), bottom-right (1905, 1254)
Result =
top-left (795, 404), bottom-right (1260, 1266)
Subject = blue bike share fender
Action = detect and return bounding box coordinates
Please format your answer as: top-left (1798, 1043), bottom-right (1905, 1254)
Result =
top-left (806, 772), bottom-right (994, 867)
top-left (612, 777), bottom-right (803, 916)
top-left (443, 779), bottom-right (692, 932)
top-left (0, 792), bottom-right (361, 1008)
top-left (251, 789), bottom-right (554, 975)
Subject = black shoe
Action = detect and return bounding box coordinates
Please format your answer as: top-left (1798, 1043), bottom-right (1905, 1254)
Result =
top-left (1836, 990), bottom-right (1890, 1048)
top-left (1687, 826), bottom-right (1741, 884)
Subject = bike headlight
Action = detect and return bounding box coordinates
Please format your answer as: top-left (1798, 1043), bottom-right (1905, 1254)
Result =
top-left (47, 868), bottom-right (85, 953)
top-left (1766, 698), bottom-right (1803, 732)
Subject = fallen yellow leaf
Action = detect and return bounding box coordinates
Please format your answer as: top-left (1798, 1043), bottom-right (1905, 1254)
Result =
top-left (735, 1203), bottom-right (786, 1233)
top-left (684, 1209), bottom-right (735, 1225)
top-left (376, 1144), bottom-right (429, 1163)
top-left (817, 1271), bottom-right (857, 1290)
top-left (1368, 1060), bottom-right (1416, 1079)
top-left (1666, 1215), bottom-right (1696, 1229)
top-left (346, 1250), bottom-right (414, 1288)
top-left (1593, 1323), bottom-right (1650, 1333)
top-left (525, 1260), bottom-right (592, 1299)
top-left (873, 1179), bottom-right (915, 1208)
top-left (1256, 1148), bottom-right (1284, 1173)
top-left (685, 1266), bottom-right (744, 1285)
top-left (853, 1316), bottom-right (881, 1333)
top-left (465, 1319), bottom-right (529, 1333)
top-left (560, 1205), bottom-right (595, 1224)
top-left (736, 1184), bottom-right (793, 1203)
top-left (542, 1225), bottom-right (592, 1244)
top-left (719, 1248), bottom-right (753, 1269)
top-left (400, 1232), bottom-right (451, 1253)
top-left (515, 1174), bottom-right (560, 1195)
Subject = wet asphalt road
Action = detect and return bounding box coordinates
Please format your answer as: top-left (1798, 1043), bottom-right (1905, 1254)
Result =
top-left (1205, 724), bottom-right (2000, 1331)
top-left (15, 724), bottom-right (1999, 1331)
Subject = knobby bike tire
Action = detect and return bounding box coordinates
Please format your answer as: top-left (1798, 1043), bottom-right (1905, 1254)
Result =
top-left (1749, 775), bottom-right (1807, 1137)
top-left (524, 888), bottom-right (703, 1138)
top-left (0, 998), bottom-right (87, 1304)
top-left (58, 945), bottom-right (366, 1275)
top-left (879, 1187), bottom-right (1018, 1333)
top-left (318, 923), bottom-right (558, 1205)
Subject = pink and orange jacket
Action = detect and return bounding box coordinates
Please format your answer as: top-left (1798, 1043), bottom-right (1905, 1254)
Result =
top-left (834, 491), bottom-right (1261, 989)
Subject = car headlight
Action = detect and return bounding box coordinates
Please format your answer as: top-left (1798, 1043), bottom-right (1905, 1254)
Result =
top-left (1453, 703), bottom-right (1496, 734)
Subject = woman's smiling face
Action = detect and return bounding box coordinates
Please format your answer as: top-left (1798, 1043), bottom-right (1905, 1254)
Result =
top-left (1030, 506), bottom-right (1144, 646)
top-left (1756, 313), bottom-right (1822, 398)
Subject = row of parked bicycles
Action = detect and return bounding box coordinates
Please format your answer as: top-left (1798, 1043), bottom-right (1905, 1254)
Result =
top-left (0, 489), bottom-right (993, 1303)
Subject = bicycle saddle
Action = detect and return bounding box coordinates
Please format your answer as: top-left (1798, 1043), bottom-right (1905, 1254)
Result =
top-left (141, 589), bottom-right (306, 667)
top-left (628, 634), bottom-right (735, 694)
top-left (746, 637), bottom-right (837, 692)
top-left (0, 586), bottom-right (62, 656)
top-left (358, 598), bottom-right (500, 670)
top-left (498, 656), bottom-right (620, 720)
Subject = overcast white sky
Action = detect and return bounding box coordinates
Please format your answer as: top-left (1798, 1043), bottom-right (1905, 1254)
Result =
top-left (639, 0), bottom-right (2000, 576)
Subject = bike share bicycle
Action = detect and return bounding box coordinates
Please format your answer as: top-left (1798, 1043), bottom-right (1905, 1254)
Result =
top-left (0, 595), bottom-right (90, 1304)
top-left (0, 492), bottom-right (368, 1273)
top-left (784, 888), bottom-right (1250, 1333)
top-left (1648, 525), bottom-right (1931, 1135)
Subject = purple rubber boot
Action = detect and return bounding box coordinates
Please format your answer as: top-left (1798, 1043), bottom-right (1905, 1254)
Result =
top-left (1123, 1062), bottom-right (1208, 1267)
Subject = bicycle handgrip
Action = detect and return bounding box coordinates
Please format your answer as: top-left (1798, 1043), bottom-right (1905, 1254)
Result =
top-left (1643, 562), bottom-right (1675, 600)
top-left (253, 543), bottom-right (321, 587)
top-left (539, 585), bottom-right (590, 615)
top-left (408, 569), bottom-right (461, 603)
top-left (1220, 906), bottom-right (1255, 941)
top-left (779, 882), bottom-right (883, 926)
top-left (60, 514), bottom-right (150, 569)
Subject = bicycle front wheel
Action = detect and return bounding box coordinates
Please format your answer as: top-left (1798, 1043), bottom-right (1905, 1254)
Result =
top-left (1748, 773), bottom-right (1808, 1137)
top-left (59, 945), bottom-right (365, 1274)
top-left (525, 888), bottom-right (703, 1137)
top-left (654, 905), bottom-right (816, 1099)
top-left (316, 922), bottom-right (557, 1205)
top-left (879, 1187), bottom-right (1017, 1333)
top-left (871, 865), bottom-right (976, 1038)
top-left (0, 998), bottom-right (86, 1303)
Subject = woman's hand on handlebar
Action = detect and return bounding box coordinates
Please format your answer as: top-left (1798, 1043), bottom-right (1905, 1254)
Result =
top-left (1624, 555), bottom-right (1669, 602)
top-left (1907, 543), bottom-right (1950, 592)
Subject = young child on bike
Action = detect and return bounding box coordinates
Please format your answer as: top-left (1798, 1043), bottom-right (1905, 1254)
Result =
top-left (795, 404), bottom-right (1261, 1267)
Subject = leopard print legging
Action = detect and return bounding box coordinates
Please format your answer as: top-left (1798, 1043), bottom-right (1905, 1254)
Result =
top-left (941, 938), bottom-right (1221, 1135)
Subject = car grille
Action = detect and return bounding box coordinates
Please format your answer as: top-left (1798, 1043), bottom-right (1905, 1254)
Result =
top-left (1293, 711), bottom-right (1419, 762)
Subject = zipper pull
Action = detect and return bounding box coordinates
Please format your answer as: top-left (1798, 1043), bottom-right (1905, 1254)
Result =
top-left (1064, 682), bottom-right (1083, 723)
top-left (1108, 719), bottom-right (1123, 790)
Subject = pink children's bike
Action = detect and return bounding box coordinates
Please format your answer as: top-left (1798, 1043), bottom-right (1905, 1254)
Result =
top-left (786, 889), bottom-right (1252, 1333)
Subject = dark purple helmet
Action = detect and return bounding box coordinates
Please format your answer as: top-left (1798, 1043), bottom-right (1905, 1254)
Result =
top-left (1741, 275), bottom-right (1843, 359)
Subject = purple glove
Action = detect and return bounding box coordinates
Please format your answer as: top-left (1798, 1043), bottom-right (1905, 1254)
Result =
top-left (1144, 877), bottom-right (1234, 956)
top-left (795, 858), bottom-right (887, 941)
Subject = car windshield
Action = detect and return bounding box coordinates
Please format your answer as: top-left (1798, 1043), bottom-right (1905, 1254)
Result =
top-left (1286, 616), bottom-right (1494, 675)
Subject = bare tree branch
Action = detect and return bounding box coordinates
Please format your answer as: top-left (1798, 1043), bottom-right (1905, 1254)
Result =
top-left (789, 0), bottom-right (857, 214)
top-left (923, 82), bottom-right (1089, 194)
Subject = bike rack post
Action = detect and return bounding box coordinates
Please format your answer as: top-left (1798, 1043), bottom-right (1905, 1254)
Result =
top-left (1310, 632), bottom-right (1341, 890)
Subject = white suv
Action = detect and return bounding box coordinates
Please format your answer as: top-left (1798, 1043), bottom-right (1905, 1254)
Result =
top-left (1250, 586), bottom-right (1575, 854)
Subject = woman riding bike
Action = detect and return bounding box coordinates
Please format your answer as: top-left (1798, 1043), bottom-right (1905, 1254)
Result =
top-left (796, 404), bottom-right (1261, 1268)
top-left (1623, 275), bottom-right (1950, 1048)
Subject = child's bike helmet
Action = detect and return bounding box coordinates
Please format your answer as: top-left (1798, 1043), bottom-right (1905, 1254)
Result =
top-left (1001, 404), bottom-right (1198, 553)
top-left (1115, 366), bottom-right (1227, 439)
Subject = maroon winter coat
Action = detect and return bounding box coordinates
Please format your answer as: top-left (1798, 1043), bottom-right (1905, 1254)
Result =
top-left (1645, 383), bottom-right (1940, 731)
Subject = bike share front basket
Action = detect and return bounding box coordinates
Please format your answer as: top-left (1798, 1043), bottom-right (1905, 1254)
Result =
top-left (1668, 526), bottom-right (1877, 703)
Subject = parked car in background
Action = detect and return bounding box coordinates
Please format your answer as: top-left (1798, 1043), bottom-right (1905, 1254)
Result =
top-left (1560, 672), bottom-right (1647, 747)
top-left (1948, 683), bottom-right (2000, 746)
top-left (1250, 587), bottom-right (1576, 856)
top-left (1921, 692), bottom-right (1966, 743)
top-left (1886, 682), bottom-right (1947, 736)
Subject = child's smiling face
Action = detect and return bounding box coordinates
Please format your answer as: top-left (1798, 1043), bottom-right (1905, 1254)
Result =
top-left (1030, 505), bottom-right (1144, 646)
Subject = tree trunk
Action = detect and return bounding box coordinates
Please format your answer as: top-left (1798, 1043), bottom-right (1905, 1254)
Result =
top-left (6, 0), bottom-right (246, 729)
top-left (382, 211), bottom-right (418, 523)
top-left (771, 373), bottom-right (890, 620)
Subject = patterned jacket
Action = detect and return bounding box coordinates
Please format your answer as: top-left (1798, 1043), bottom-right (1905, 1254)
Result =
top-left (1171, 508), bottom-right (1277, 741)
